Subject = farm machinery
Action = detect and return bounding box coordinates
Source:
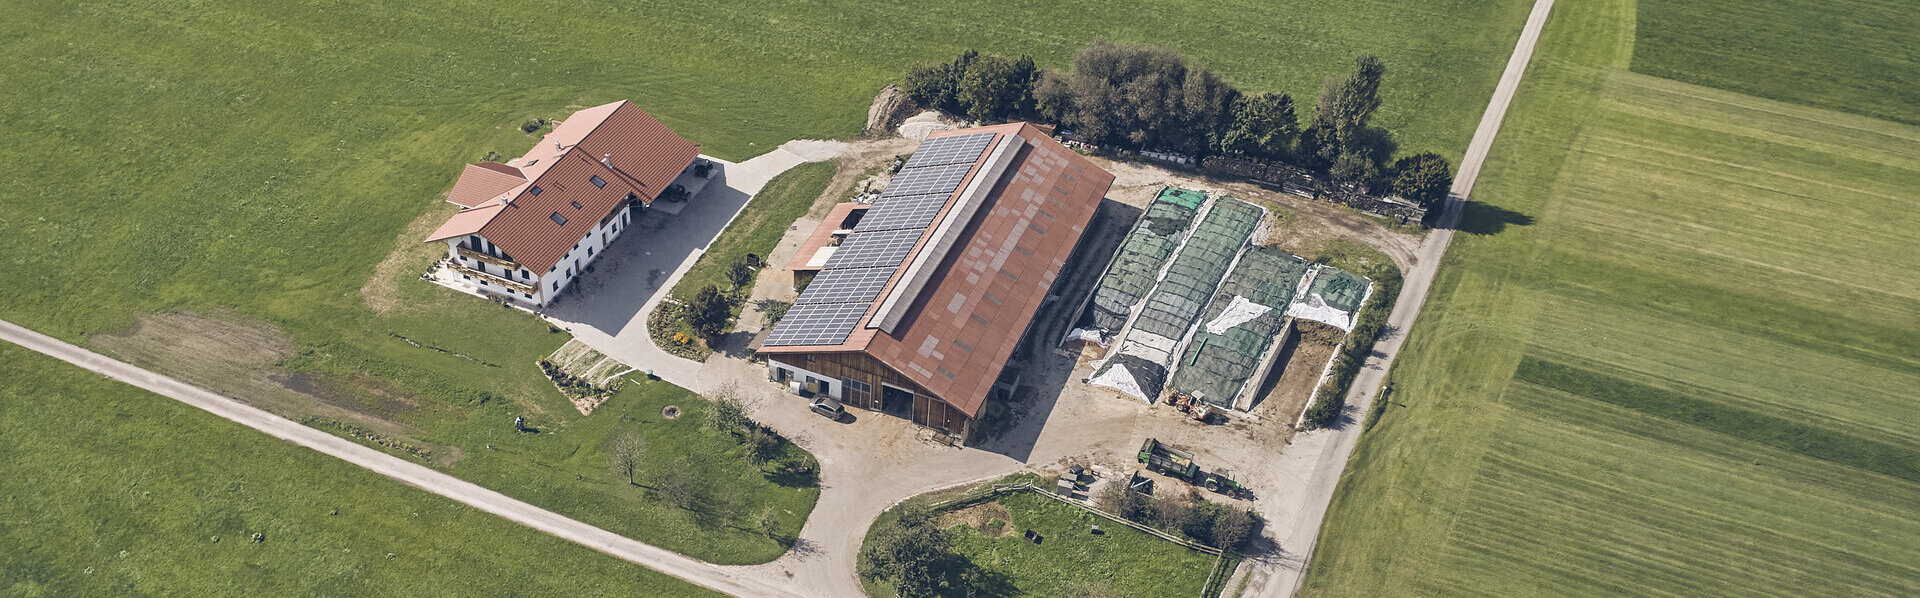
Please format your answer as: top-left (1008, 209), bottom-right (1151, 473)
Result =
top-left (1136, 438), bottom-right (1246, 498)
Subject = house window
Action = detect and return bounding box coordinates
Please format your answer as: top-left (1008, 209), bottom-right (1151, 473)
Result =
top-left (571, 201), bottom-right (583, 210)
top-left (552, 281), bottom-right (559, 291)
top-left (586, 246), bottom-right (593, 257)
top-left (467, 235), bottom-right (481, 249)
top-left (529, 186), bottom-right (542, 196)
top-left (549, 212), bottom-right (568, 226)
top-left (589, 175), bottom-right (606, 189)
top-left (523, 293), bottom-right (532, 299)
top-left (520, 270), bottom-right (530, 280)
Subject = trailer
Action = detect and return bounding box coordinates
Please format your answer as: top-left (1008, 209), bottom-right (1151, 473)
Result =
top-left (1137, 438), bottom-right (1248, 498)
top-left (1138, 438), bottom-right (1201, 479)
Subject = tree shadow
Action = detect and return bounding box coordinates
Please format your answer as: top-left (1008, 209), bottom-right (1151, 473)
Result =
top-left (933, 553), bottom-right (1020, 598)
top-left (1450, 201), bottom-right (1534, 236)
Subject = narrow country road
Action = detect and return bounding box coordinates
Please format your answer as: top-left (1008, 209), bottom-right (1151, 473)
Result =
top-left (1243, 0), bottom-right (1557, 596)
top-left (0, 318), bottom-right (804, 598)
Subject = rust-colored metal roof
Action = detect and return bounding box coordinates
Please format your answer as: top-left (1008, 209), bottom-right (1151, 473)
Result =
top-left (786, 202), bottom-right (868, 271)
top-left (759, 123), bottom-right (1113, 417)
top-left (424, 100), bottom-right (698, 274)
top-left (445, 162), bottom-right (528, 207)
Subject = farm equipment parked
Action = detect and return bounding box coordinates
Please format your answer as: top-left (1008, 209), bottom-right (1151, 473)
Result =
top-left (1137, 438), bottom-right (1247, 498)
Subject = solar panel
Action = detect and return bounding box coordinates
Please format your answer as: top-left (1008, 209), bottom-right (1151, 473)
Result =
top-left (901, 132), bottom-right (997, 168)
top-left (882, 163), bottom-right (974, 198)
top-left (856, 193), bottom-right (950, 232)
top-left (795, 267), bottom-right (896, 305)
top-left (821, 228), bottom-right (924, 269)
top-left (763, 302), bottom-right (868, 347)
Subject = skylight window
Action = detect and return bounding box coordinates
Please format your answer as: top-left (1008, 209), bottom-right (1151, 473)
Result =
top-left (571, 201), bottom-right (583, 210)
top-left (549, 212), bottom-right (568, 226)
top-left (589, 175), bottom-right (607, 189)
top-left (529, 185), bottom-right (543, 196)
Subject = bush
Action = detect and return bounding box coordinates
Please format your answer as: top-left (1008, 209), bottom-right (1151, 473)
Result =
top-left (687, 283), bottom-right (733, 337)
top-left (1390, 152), bottom-right (1454, 207)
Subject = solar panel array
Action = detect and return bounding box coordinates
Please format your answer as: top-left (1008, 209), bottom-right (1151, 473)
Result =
top-left (763, 133), bottom-right (1001, 347)
top-left (821, 228), bottom-right (925, 269)
top-left (794, 267), bottom-right (896, 305)
top-left (901, 132), bottom-right (997, 168)
top-left (762, 302), bottom-right (870, 347)
top-left (881, 163), bottom-right (975, 198)
top-left (857, 193), bottom-right (950, 232)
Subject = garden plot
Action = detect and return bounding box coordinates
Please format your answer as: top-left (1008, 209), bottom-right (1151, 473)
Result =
top-left (1167, 247), bottom-right (1311, 410)
top-left (1086, 192), bottom-right (1264, 402)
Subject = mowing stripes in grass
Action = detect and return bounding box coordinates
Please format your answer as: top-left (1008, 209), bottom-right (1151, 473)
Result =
top-left (1514, 356), bottom-right (1920, 485)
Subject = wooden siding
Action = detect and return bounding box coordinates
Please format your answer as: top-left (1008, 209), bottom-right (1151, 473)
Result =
top-left (780, 351), bottom-right (969, 437)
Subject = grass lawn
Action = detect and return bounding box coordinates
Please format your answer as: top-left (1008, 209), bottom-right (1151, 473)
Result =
top-left (863, 486), bottom-right (1220, 598)
top-left (1301, 0), bottom-right (1920, 595)
top-left (1632, 0), bottom-right (1920, 126)
top-left (0, 0), bottom-right (1530, 585)
top-left (0, 345), bottom-right (721, 597)
top-left (670, 161), bottom-right (839, 303)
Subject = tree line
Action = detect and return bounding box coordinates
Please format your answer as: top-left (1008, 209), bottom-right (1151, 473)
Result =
top-left (900, 41), bottom-right (1454, 208)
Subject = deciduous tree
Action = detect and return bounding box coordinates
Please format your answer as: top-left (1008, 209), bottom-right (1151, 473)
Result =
top-left (860, 503), bottom-right (951, 598)
top-left (1390, 152), bottom-right (1454, 206)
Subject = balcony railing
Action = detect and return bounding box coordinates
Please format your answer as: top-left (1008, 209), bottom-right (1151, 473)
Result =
top-left (456, 246), bottom-right (519, 271)
top-left (450, 262), bottom-right (536, 295)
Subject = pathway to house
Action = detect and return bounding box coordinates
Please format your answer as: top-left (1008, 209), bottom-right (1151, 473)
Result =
top-left (541, 139), bottom-right (849, 385)
top-left (1232, 1), bottom-right (1557, 596)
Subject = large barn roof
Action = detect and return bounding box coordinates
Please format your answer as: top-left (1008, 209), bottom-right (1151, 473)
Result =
top-left (759, 123), bottom-right (1113, 417)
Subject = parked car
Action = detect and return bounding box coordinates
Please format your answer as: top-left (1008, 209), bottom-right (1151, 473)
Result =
top-left (809, 397), bottom-right (845, 421)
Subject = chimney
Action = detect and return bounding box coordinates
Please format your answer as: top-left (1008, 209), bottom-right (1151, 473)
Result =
top-left (602, 153), bottom-right (613, 167)
top-left (554, 142), bottom-right (563, 151)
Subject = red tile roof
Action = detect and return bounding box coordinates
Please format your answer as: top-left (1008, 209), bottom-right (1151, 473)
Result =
top-left (759, 124), bottom-right (1113, 417)
top-left (425, 101), bottom-right (699, 274)
top-left (445, 162), bottom-right (528, 208)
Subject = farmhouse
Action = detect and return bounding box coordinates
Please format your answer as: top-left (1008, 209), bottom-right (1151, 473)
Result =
top-left (756, 123), bottom-right (1114, 440)
top-left (425, 100), bottom-right (700, 307)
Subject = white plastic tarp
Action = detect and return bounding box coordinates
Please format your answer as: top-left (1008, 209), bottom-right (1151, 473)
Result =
top-left (1089, 363), bottom-right (1151, 402)
top-left (1287, 293), bottom-right (1355, 331)
top-left (1204, 295), bottom-right (1272, 334)
top-left (1065, 328), bottom-right (1109, 347)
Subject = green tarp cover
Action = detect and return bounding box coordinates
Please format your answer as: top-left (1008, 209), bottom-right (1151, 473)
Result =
top-left (1169, 248), bottom-right (1310, 406)
top-left (1131, 198), bottom-right (1263, 340)
top-left (1077, 188), bottom-right (1203, 332)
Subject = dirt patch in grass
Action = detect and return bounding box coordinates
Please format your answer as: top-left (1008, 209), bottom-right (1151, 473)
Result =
top-left (88, 310), bottom-right (425, 441)
top-left (361, 203), bottom-right (457, 315)
top-left (1251, 321), bottom-right (1345, 439)
top-left (937, 501), bottom-right (1014, 537)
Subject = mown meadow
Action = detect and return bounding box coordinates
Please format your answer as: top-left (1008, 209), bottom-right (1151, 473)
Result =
top-left (1303, 0), bottom-right (1920, 595)
top-left (0, 0), bottom-right (1531, 583)
top-left (0, 345), bottom-right (722, 596)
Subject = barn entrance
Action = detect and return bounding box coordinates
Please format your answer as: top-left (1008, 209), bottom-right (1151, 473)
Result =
top-left (881, 384), bottom-right (914, 417)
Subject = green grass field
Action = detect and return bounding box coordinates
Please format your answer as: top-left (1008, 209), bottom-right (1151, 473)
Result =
top-left (1633, 0), bottom-right (1920, 126)
top-left (862, 487), bottom-right (1219, 598)
top-left (1302, 0), bottom-right (1920, 595)
top-left (0, 345), bottom-right (721, 597)
top-left (0, 0), bottom-right (1532, 586)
